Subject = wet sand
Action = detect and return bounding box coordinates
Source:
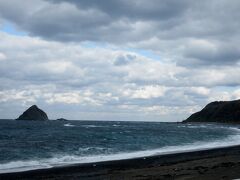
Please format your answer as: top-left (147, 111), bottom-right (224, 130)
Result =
top-left (0, 145), bottom-right (240, 180)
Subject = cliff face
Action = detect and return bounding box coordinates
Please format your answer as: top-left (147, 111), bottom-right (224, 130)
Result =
top-left (184, 100), bottom-right (240, 123)
top-left (16, 105), bottom-right (49, 121)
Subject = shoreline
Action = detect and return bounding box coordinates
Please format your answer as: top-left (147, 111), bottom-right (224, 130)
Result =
top-left (1, 145), bottom-right (240, 179)
top-left (1, 141), bottom-right (239, 174)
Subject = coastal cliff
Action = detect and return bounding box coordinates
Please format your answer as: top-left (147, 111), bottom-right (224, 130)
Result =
top-left (16, 105), bottom-right (49, 121)
top-left (184, 99), bottom-right (240, 123)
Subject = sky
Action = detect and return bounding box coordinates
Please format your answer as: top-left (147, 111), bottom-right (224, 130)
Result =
top-left (0, 0), bottom-right (240, 121)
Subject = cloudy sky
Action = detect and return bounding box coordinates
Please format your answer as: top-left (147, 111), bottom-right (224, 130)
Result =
top-left (0, 0), bottom-right (240, 121)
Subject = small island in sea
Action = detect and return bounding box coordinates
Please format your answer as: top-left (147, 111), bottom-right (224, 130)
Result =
top-left (16, 105), bottom-right (49, 121)
top-left (16, 105), bottom-right (69, 122)
top-left (56, 118), bottom-right (68, 121)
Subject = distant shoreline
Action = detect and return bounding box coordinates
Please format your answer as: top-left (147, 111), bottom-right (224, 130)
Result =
top-left (0, 118), bottom-right (182, 122)
top-left (2, 118), bottom-right (240, 125)
top-left (1, 144), bottom-right (240, 179)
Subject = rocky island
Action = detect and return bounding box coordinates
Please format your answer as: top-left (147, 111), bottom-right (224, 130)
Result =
top-left (184, 99), bottom-right (240, 123)
top-left (56, 118), bottom-right (68, 121)
top-left (16, 105), bottom-right (49, 121)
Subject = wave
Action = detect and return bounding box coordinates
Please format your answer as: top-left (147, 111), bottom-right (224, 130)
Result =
top-left (177, 124), bottom-right (210, 128)
top-left (178, 124), bottom-right (240, 130)
top-left (78, 147), bottom-right (107, 152)
top-left (112, 124), bottom-right (121, 127)
top-left (63, 123), bottom-right (75, 127)
top-left (81, 125), bottom-right (105, 128)
top-left (1, 126), bottom-right (240, 174)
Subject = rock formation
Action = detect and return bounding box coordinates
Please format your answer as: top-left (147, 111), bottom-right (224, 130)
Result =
top-left (16, 105), bottom-right (49, 121)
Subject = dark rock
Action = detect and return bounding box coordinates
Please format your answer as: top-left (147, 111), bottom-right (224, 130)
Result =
top-left (183, 99), bottom-right (240, 123)
top-left (56, 118), bottom-right (68, 121)
top-left (16, 105), bottom-right (49, 121)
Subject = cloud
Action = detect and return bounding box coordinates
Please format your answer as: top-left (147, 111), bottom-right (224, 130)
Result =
top-left (0, 0), bottom-right (188, 43)
top-left (123, 85), bottom-right (167, 99)
top-left (1, 0), bottom-right (240, 68)
top-left (180, 39), bottom-right (240, 66)
top-left (1, 32), bottom-right (240, 120)
top-left (0, 1), bottom-right (240, 121)
top-left (0, 52), bottom-right (6, 61)
top-left (114, 54), bottom-right (136, 66)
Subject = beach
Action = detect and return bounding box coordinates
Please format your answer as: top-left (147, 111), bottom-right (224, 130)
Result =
top-left (0, 145), bottom-right (240, 180)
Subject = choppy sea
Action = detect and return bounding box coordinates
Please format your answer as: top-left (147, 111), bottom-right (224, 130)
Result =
top-left (0, 119), bottom-right (240, 173)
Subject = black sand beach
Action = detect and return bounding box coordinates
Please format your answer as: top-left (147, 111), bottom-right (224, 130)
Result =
top-left (0, 145), bottom-right (240, 180)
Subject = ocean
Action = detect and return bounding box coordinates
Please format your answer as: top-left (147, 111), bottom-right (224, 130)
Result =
top-left (0, 120), bottom-right (240, 173)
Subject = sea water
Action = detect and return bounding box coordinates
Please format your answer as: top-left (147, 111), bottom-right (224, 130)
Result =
top-left (0, 120), bottom-right (240, 173)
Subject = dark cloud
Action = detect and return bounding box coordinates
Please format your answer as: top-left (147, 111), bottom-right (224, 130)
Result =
top-left (1, 1), bottom-right (240, 62)
top-left (48, 0), bottom-right (189, 20)
top-left (114, 54), bottom-right (136, 66)
top-left (0, 0), bottom-right (189, 42)
top-left (179, 40), bottom-right (240, 66)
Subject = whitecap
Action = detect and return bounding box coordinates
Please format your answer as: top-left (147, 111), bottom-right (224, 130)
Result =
top-left (113, 124), bottom-right (121, 127)
top-left (64, 123), bottom-right (75, 127)
top-left (81, 125), bottom-right (105, 128)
